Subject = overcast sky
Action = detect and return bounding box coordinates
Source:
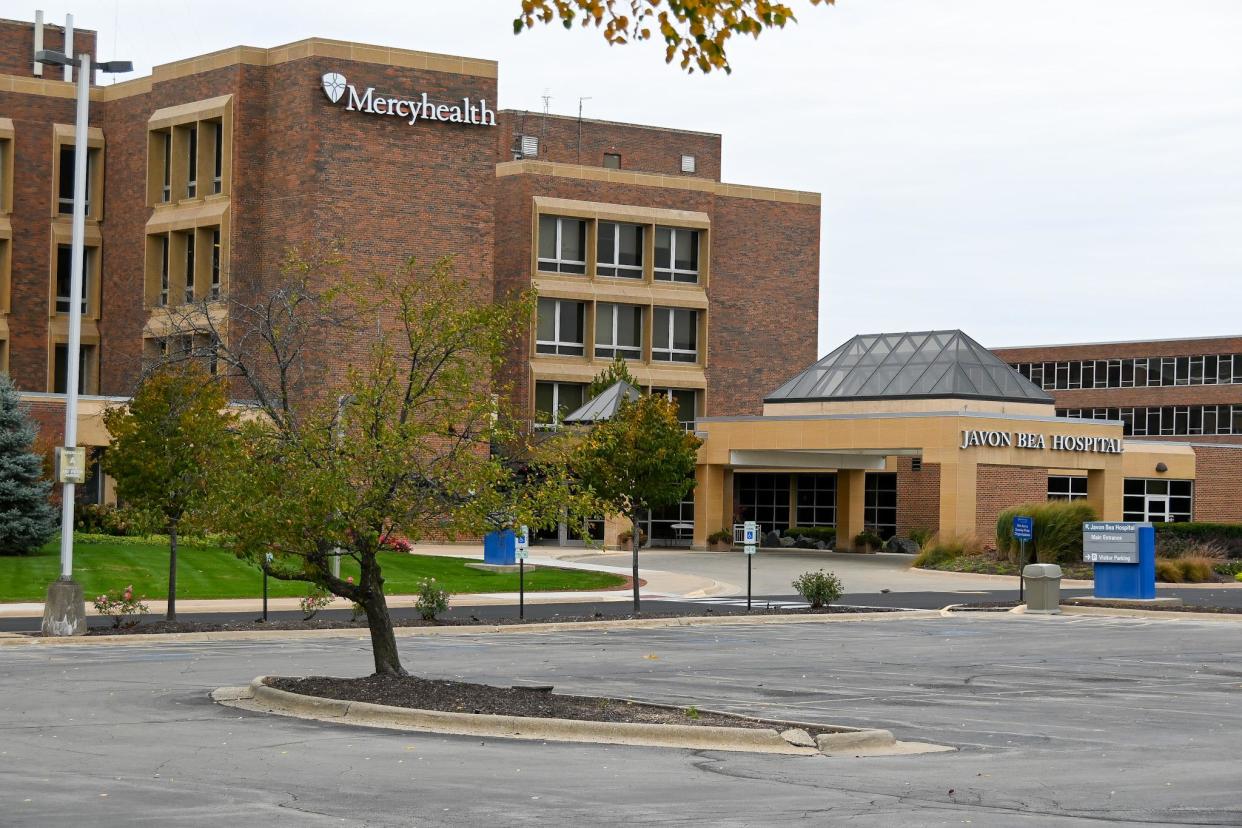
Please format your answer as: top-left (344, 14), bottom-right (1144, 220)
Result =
top-left (48, 0), bottom-right (1242, 354)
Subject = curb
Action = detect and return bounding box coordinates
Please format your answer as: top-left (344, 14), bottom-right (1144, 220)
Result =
top-left (218, 676), bottom-right (929, 757)
top-left (1, 608), bottom-right (943, 647)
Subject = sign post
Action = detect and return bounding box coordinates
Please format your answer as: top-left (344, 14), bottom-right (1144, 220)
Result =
top-left (1012, 516), bottom-right (1033, 601)
top-left (742, 521), bottom-right (758, 611)
top-left (1084, 521), bottom-right (1155, 599)
top-left (515, 525), bottom-right (529, 620)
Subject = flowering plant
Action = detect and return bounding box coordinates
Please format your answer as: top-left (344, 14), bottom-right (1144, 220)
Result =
top-left (298, 587), bottom-right (334, 620)
top-left (379, 535), bottom-right (412, 553)
top-left (415, 577), bottom-right (450, 621)
top-left (92, 585), bottom-right (150, 629)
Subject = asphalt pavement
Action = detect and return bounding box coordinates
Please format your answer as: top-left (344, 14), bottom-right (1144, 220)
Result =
top-left (3, 613), bottom-right (1241, 825)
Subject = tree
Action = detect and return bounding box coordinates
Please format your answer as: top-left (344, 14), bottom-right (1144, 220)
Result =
top-left (586, 355), bottom-right (639, 401)
top-left (514, 0), bottom-right (834, 74)
top-left (570, 393), bottom-right (701, 611)
top-left (0, 375), bottom-right (57, 555)
top-left (102, 364), bottom-right (236, 620)
top-left (196, 255), bottom-right (580, 676)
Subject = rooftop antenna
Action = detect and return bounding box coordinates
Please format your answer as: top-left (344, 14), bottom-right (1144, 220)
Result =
top-left (540, 90), bottom-right (551, 155)
top-left (577, 96), bottom-right (592, 165)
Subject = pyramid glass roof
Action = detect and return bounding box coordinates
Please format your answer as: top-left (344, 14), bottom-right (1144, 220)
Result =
top-left (765, 330), bottom-right (1054, 404)
top-left (562, 380), bottom-right (642, 424)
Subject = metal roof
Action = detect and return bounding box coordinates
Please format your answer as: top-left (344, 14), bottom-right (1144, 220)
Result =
top-left (561, 380), bottom-right (642, 424)
top-left (765, 330), bottom-right (1054, 404)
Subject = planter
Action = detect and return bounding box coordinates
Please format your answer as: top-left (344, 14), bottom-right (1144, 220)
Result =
top-left (708, 541), bottom-right (733, 552)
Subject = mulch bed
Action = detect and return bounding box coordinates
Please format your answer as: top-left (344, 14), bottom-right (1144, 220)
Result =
top-left (267, 674), bottom-right (836, 734)
top-left (72, 603), bottom-right (899, 636)
top-left (949, 600), bottom-right (1242, 615)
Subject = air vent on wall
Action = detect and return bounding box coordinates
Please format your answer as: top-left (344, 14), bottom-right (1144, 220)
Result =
top-left (680, 154), bottom-right (696, 174)
top-left (517, 135), bottom-right (539, 158)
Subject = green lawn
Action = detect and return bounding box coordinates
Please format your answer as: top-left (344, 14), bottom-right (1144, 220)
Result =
top-left (0, 535), bottom-right (626, 603)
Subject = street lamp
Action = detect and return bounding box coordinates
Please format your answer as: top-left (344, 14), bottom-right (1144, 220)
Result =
top-left (38, 47), bottom-right (132, 637)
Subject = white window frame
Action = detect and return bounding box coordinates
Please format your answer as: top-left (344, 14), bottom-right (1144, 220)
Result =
top-left (652, 307), bottom-right (698, 363)
top-left (210, 229), bottom-right (222, 300)
top-left (596, 221), bottom-right (644, 279)
top-left (534, 381), bottom-right (586, 428)
top-left (536, 298), bottom-right (585, 356)
top-left (537, 215), bottom-right (587, 275)
top-left (595, 303), bottom-right (642, 360)
top-left (654, 227), bottom-right (700, 283)
top-left (55, 245), bottom-right (92, 315)
top-left (184, 231), bottom-right (196, 303)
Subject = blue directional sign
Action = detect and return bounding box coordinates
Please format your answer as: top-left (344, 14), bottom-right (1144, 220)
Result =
top-left (1013, 516), bottom-right (1033, 542)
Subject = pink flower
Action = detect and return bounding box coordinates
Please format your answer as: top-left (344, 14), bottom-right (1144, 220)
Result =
top-left (346, 576), bottom-right (354, 584)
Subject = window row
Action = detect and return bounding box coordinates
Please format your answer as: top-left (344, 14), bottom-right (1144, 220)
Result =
top-left (150, 119), bottom-right (224, 204)
top-left (538, 214), bottom-right (702, 284)
top-left (0, 129), bottom-right (104, 221)
top-left (1059, 405), bottom-right (1242, 437)
top-left (143, 332), bottom-right (221, 376)
top-left (1047, 475), bottom-right (1194, 523)
top-left (1014, 354), bottom-right (1242, 390)
top-left (534, 382), bottom-right (699, 426)
top-left (147, 227), bottom-right (223, 307)
top-left (535, 299), bottom-right (700, 364)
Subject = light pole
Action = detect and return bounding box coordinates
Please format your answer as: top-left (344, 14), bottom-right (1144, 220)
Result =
top-left (37, 47), bottom-right (132, 637)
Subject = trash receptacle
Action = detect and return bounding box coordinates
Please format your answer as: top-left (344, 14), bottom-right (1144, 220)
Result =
top-left (1023, 563), bottom-right (1062, 614)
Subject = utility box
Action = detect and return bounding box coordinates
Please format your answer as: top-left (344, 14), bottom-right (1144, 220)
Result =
top-left (483, 529), bottom-right (516, 566)
top-left (1022, 563), bottom-right (1062, 614)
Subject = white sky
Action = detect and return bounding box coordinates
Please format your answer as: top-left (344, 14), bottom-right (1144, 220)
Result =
top-left (42, 0), bottom-right (1242, 354)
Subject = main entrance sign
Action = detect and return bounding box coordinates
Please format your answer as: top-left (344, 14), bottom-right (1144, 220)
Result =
top-left (321, 72), bottom-right (496, 127)
top-left (959, 429), bottom-right (1122, 454)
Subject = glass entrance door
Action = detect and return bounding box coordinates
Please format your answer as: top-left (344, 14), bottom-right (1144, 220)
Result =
top-left (1145, 497), bottom-right (1170, 523)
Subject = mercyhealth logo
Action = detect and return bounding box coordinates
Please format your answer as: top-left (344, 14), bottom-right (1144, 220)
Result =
top-left (320, 71), bottom-right (495, 128)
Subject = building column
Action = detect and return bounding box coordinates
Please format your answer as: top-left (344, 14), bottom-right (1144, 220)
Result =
top-left (836, 469), bottom-right (867, 549)
top-left (693, 464), bottom-right (729, 548)
top-left (1087, 467), bottom-right (1124, 521)
top-left (936, 460), bottom-right (977, 539)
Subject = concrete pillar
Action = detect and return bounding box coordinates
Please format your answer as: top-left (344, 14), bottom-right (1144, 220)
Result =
top-left (1087, 468), bottom-right (1124, 521)
top-left (936, 460), bottom-right (978, 539)
top-left (693, 464), bottom-right (728, 548)
top-left (836, 469), bottom-right (867, 549)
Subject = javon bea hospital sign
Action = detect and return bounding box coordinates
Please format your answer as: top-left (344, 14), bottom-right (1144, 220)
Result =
top-left (321, 72), bottom-right (496, 127)
top-left (959, 429), bottom-right (1123, 454)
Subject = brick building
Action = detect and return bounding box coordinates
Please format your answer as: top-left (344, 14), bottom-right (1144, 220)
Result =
top-left (0, 14), bottom-right (820, 523)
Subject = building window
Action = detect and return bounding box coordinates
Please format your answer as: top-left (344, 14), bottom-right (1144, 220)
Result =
top-left (864, 472), bottom-right (898, 540)
top-left (651, 387), bottom-right (699, 427)
top-left (55, 245), bottom-right (92, 315)
top-left (650, 492), bottom-right (695, 547)
top-left (537, 215), bottom-right (587, 274)
top-left (1047, 475), bottom-right (1088, 502)
top-left (534, 380), bottom-right (586, 426)
top-left (52, 343), bottom-right (96, 394)
top-left (1059, 404), bottom-right (1242, 437)
top-left (0, 237), bottom-right (10, 316)
top-left (652, 307), bottom-right (698, 363)
top-left (603, 153), bottom-right (621, 169)
top-left (184, 232), bottom-right (196, 303)
top-left (680, 154), bottom-right (696, 174)
top-left (210, 229), bottom-right (222, 299)
top-left (596, 222), bottom-right (643, 278)
top-left (1014, 354), bottom-right (1242, 391)
top-left (0, 131), bottom-right (13, 213)
top-left (1123, 478), bottom-right (1193, 523)
top-left (160, 132), bottom-right (172, 202)
top-left (158, 236), bottom-right (170, 306)
top-left (594, 303), bottom-right (642, 360)
top-left (57, 144), bottom-right (97, 216)
top-left (211, 121), bottom-right (223, 194)
top-left (536, 298), bottom-right (585, 356)
top-left (795, 473), bottom-right (837, 528)
top-left (186, 124), bottom-right (198, 198)
top-left (735, 473), bottom-right (790, 534)
top-left (654, 227), bottom-right (699, 283)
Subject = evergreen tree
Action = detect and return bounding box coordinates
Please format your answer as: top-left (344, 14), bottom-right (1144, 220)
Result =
top-left (586, 356), bottom-right (640, 400)
top-left (0, 375), bottom-right (57, 555)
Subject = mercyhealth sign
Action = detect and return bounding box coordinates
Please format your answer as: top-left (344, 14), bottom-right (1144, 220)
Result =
top-left (321, 72), bottom-right (496, 127)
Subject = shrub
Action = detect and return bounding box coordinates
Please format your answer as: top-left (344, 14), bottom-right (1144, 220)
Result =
top-left (1214, 560), bottom-right (1242, 579)
top-left (416, 577), bottom-right (450, 621)
top-left (74, 503), bottom-right (160, 537)
top-left (92, 585), bottom-right (150, 629)
top-left (379, 534), bottom-right (412, 553)
top-left (996, 501), bottom-right (1099, 565)
top-left (1237, 572), bottom-right (1242, 583)
top-left (853, 531), bottom-right (883, 551)
top-left (618, 528), bottom-right (647, 547)
top-left (1177, 556), bottom-right (1216, 583)
top-left (1154, 559), bottom-right (1183, 583)
top-left (1157, 536), bottom-right (1227, 560)
top-left (913, 534), bottom-right (984, 568)
top-left (706, 529), bottom-right (732, 545)
top-left (792, 569), bottom-right (843, 608)
top-left (299, 587), bottom-right (334, 620)
top-left (907, 528), bottom-right (934, 549)
top-left (1155, 522), bottom-right (1242, 559)
top-left (784, 526), bottom-right (837, 545)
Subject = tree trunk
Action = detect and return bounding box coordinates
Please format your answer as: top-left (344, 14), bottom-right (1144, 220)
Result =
top-left (360, 551), bottom-right (406, 676)
top-left (631, 510), bottom-right (641, 614)
top-left (167, 520), bottom-right (178, 621)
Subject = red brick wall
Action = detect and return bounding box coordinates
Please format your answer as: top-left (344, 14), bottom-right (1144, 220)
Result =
top-left (1192, 445), bottom-right (1242, 523)
top-left (0, 19), bottom-right (96, 81)
top-left (974, 464), bottom-right (1047, 543)
top-left (497, 110), bottom-right (721, 180)
top-left (895, 458), bottom-right (940, 537)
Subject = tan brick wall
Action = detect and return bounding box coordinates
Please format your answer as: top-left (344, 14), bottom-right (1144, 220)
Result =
top-left (895, 457), bottom-right (940, 537)
top-left (974, 464), bottom-right (1048, 543)
top-left (1191, 445), bottom-right (1242, 523)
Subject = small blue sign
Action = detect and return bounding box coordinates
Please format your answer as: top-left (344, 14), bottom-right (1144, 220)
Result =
top-left (1013, 516), bottom-right (1033, 541)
